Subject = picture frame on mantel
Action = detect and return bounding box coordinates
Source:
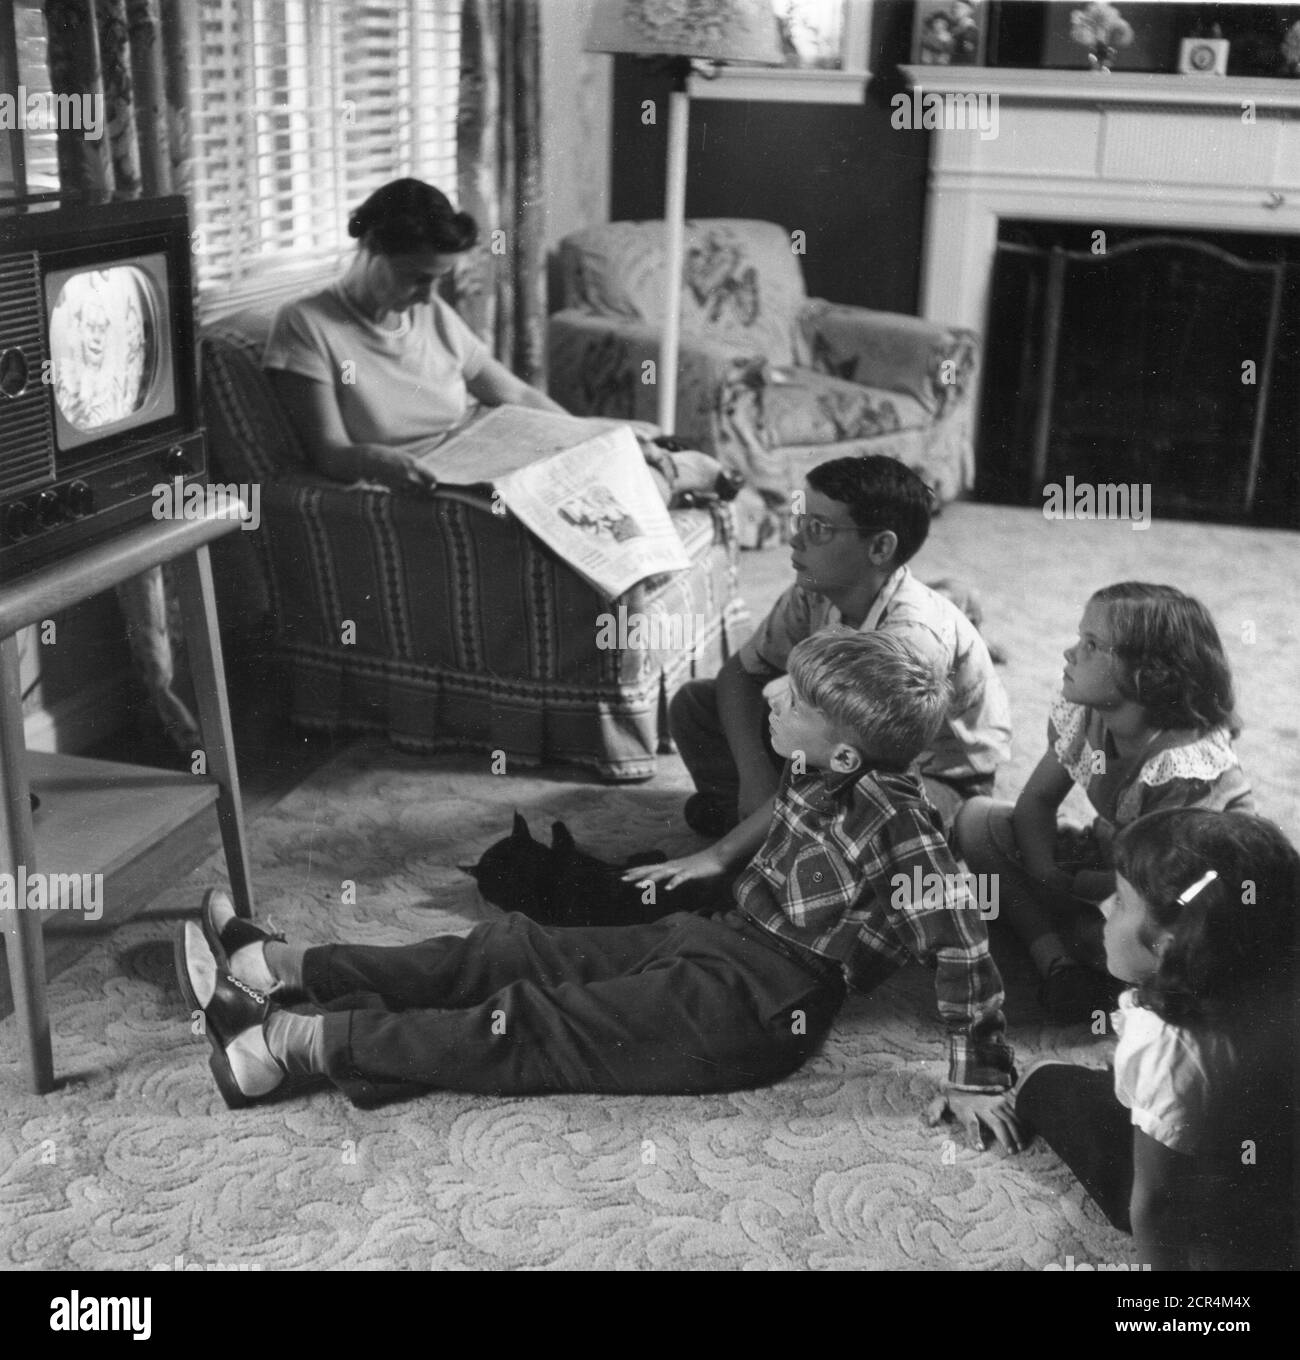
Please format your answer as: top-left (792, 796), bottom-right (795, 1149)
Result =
top-left (1178, 36), bottom-right (1230, 74)
top-left (689, 0), bottom-right (872, 102)
top-left (986, 2), bottom-right (1300, 76)
top-left (911, 1), bottom-right (989, 67)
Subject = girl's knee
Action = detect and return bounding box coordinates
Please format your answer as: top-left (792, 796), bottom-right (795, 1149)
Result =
top-left (955, 796), bottom-right (1019, 871)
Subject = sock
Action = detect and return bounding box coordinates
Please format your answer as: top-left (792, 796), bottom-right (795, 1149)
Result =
top-left (264, 1009), bottom-right (325, 1077)
top-left (262, 941), bottom-right (308, 994)
top-left (228, 941), bottom-right (277, 993)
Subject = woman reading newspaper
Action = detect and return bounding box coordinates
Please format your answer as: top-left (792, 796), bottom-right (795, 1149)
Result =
top-left (263, 178), bottom-right (566, 495)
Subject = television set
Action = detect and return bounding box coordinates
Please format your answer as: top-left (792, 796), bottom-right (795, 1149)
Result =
top-left (0, 194), bottom-right (204, 577)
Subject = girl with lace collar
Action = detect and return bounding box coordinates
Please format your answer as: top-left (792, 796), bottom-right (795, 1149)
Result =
top-left (956, 583), bottom-right (1252, 1023)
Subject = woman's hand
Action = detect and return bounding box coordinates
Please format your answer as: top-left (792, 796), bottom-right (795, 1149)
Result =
top-left (622, 846), bottom-right (728, 893)
top-left (925, 1090), bottom-right (1026, 1154)
top-left (353, 443), bottom-right (440, 495)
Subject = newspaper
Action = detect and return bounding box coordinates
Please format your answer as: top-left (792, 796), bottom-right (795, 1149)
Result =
top-left (416, 405), bottom-right (691, 600)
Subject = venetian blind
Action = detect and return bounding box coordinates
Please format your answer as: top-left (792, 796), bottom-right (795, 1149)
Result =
top-left (193, 0), bottom-right (461, 320)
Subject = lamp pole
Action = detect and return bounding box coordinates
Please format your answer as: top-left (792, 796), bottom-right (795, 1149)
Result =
top-left (658, 58), bottom-right (693, 435)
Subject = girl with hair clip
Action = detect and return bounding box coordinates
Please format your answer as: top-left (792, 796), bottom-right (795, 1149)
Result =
top-left (264, 178), bottom-right (565, 495)
top-left (1006, 808), bottom-right (1298, 1271)
top-left (956, 583), bottom-right (1252, 1023)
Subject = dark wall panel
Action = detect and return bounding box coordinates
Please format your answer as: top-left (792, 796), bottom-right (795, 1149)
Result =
top-left (608, 0), bottom-right (931, 317)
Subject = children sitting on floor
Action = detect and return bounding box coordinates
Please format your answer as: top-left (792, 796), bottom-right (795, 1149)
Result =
top-left (669, 455), bottom-right (1011, 840)
top-left (956, 582), bottom-right (1253, 1024)
top-left (176, 630), bottom-right (1016, 1148)
top-left (1008, 807), bottom-right (1298, 1271)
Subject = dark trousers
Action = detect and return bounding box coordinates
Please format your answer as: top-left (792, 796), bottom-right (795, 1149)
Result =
top-left (307, 910), bottom-right (846, 1107)
top-left (1017, 1062), bottom-right (1133, 1232)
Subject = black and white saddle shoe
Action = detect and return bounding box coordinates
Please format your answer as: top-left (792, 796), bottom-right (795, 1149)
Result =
top-left (199, 887), bottom-right (286, 975)
top-left (175, 921), bottom-right (286, 1109)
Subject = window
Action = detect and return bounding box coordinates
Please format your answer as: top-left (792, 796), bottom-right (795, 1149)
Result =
top-left (1, 0), bottom-right (62, 196)
top-left (193, 0), bottom-right (461, 319)
top-left (690, 0), bottom-right (872, 103)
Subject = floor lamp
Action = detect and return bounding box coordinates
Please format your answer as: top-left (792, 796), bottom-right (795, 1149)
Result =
top-left (585, 1), bottom-right (783, 435)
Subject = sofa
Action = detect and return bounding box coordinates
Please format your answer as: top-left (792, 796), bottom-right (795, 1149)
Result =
top-left (199, 304), bottom-right (750, 782)
top-left (547, 219), bottom-right (980, 545)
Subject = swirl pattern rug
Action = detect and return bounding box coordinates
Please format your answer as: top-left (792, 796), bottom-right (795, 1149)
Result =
top-left (2, 743), bottom-right (1134, 1273)
top-left (4, 502), bottom-right (1295, 1272)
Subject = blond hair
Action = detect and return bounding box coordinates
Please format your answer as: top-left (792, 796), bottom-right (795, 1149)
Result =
top-left (786, 630), bottom-right (950, 767)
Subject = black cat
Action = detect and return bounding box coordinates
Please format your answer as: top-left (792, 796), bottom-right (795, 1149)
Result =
top-left (464, 813), bottom-right (726, 927)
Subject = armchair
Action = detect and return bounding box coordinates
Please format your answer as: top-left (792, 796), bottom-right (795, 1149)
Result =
top-left (547, 219), bottom-right (980, 546)
top-left (199, 304), bottom-right (750, 782)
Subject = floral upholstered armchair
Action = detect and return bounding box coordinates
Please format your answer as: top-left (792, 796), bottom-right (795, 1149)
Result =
top-left (547, 219), bottom-right (980, 546)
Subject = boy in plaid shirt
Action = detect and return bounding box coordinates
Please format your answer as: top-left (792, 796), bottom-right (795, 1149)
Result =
top-left (178, 631), bottom-right (1018, 1148)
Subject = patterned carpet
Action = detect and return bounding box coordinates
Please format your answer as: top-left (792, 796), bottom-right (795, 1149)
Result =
top-left (2, 502), bottom-right (1295, 1271)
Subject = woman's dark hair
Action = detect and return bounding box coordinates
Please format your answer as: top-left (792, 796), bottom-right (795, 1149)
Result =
top-left (347, 178), bottom-right (478, 256)
top-left (1090, 581), bottom-right (1239, 735)
top-left (806, 455), bottom-right (934, 565)
top-left (1114, 808), bottom-right (1300, 1025)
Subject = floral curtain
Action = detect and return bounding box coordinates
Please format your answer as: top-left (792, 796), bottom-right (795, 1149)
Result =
top-left (42, 0), bottom-right (201, 750)
top-left (455, 0), bottom-right (547, 386)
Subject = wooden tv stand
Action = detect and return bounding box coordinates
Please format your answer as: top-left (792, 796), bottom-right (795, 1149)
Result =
top-left (0, 506), bottom-right (255, 1093)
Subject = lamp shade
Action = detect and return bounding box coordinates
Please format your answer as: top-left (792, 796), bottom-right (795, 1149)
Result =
top-left (585, 0), bottom-right (784, 65)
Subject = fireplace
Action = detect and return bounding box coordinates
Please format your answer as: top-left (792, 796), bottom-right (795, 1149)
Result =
top-left (900, 66), bottom-right (1300, 524)
top-left (978, 221), bottom-right (1299, 525)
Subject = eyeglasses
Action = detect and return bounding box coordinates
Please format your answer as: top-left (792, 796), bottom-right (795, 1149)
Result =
top-left (789, 513), bottom-right (884, 546)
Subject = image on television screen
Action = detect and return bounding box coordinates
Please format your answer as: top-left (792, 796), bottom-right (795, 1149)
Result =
top-left (47, 266), bottom-right (160, 432)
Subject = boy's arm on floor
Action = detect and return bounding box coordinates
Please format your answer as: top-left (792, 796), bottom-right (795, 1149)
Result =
top-left (713, 800), bottom-right (778, 869)
top-left (623, 802), bottom-right (775, 890)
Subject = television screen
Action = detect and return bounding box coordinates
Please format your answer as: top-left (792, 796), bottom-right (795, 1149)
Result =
top-left (44, 253), bottom-right (177, 450)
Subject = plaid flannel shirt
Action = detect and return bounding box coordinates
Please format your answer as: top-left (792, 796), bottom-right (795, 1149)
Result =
top-left (734, 764), bottom-right (1015, 1092)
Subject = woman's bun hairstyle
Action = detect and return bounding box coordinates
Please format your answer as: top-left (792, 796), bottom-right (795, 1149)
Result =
top-left (348, 178), bottom-right (478, 256)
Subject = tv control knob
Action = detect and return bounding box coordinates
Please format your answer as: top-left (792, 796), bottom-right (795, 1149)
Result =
top-left (161, 446), bottom-right (192, 478)
top-left (4, 500), bottom-right (35, 540)
top-left (35, 490), bottom-right (62, 528)
top-left (65, 481), bottom-right (94, 517)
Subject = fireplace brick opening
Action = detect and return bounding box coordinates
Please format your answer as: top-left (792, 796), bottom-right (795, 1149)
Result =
top-left (976, 220), bottom-right (1300, 528)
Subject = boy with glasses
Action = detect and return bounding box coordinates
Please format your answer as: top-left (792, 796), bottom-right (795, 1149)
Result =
top-left (670, 455), bottom-right (1011, 842)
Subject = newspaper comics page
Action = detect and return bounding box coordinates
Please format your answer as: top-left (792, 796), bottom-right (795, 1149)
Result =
top-left (414, 405), bottom-right (689, 599)
top-left (496, 425), bottom-right (690, 600)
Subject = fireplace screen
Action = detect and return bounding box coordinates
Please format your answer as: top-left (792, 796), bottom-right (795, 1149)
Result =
top-left (978, 226), bottom-right (1298, 526)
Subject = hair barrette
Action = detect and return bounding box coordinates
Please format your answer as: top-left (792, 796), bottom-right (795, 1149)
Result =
top-left (1175, 869), bottom-right (1219, 906)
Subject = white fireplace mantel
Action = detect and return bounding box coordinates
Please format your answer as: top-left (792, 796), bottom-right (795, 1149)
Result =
top-left (899, 65), bottom-right (1300, 112)
top-left (899, 66), bottom-right (1300, 333)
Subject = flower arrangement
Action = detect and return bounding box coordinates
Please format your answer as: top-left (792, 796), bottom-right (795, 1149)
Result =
top-left (1070, 2), bottom-right (1134, 72)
